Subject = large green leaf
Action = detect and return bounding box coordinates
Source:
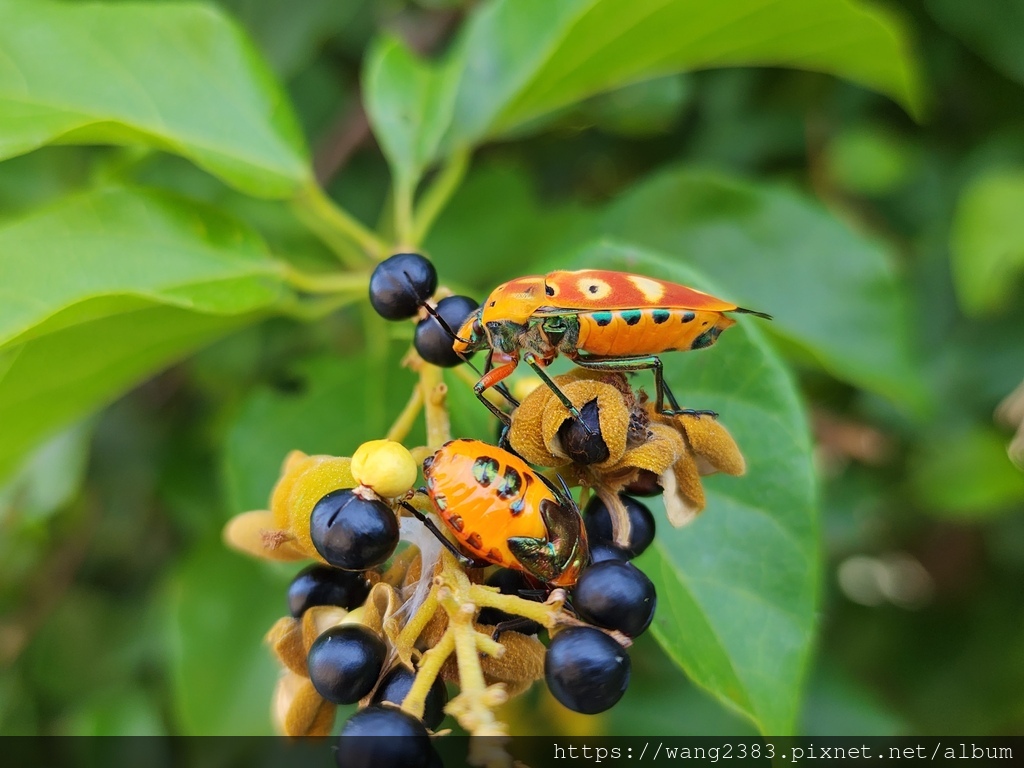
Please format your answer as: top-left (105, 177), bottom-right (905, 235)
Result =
top-left (440, 0), bottom-right (922, 150)
top-left (0, 307), bottom-right (261, 481)
top-left (0, 186), bottom-right (289, 480)
top-left (949, 169), bottom-right (1024, 316)
top-left (556, 242), bottom-right (818, 735)
top-left (599, 169), bottom-right (926, 407)
top-left (0, 0), bottom-right (309, 198)
top-left (223, 349), bottom-right (416, 514)
top-left (167, 542), bottom-right (286, 734)
top-left (0, 186), bottom-right (286, 349)
top-left (362, 35), bottom-right (460, 189)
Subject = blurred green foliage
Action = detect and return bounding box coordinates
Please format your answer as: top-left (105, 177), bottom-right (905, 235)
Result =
top-left (1, 0), bottom-right (1022, 739)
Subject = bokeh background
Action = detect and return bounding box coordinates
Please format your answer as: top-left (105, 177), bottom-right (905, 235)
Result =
top-left (1, 0), bottom-right (1023, 737)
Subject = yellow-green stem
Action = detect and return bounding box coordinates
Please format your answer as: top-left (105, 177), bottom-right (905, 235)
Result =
top-left (281, 264), bottom-right (369, 294)
top-left (386, 386), bottom-right (425, 443)
top-left (420, 364), bottom-right (451, 448)
top-left (396, 582), bottom-right (440, 651)
top-left (411, 149), bottom-right (470, 246)
top-left (393, 177), bottom-right (416, 249)
top-left (293, 182), bottom-right (387, 264)
top-left (401, 628), bottom-right (455, 722)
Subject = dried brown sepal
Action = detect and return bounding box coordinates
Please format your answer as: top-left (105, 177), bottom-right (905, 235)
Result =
top-left (676, 414), bottom-right (746, 476)
top-left (476, 630), bottom-right (546, 698)
top-left (270, 452), bottom-right (357, 561)
top-left (661, 454), bottom-right (705, 527)
top-left (222, 510), bottom-right (307, 561)
top-left (267, 617), bottom-right (308, 677)
top-left (300, 605), bottom-right (348, 651)
top-left (273, 671), bottom-right (336, 737)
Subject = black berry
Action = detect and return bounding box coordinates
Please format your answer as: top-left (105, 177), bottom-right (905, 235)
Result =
top-left (310, 489), bottom-right (399, 571)
top-left (557, 400), bottom-right (609, 464)
top-left (545, 626), bottom-right (630, 714)
top-left (369, 253), bottom-right (438, 320)
top-left (308, 625), bottom-right (387, 705)
top-left (414, 294), bottom-right (479, 367)
top-left (372, 665), bottom-right (449, 730)
top-left (583, 494), bottom-right (656, 558)
top-left (336, 706), bottom-right (433, 768)
top-left (476, 568), bottom-right (542, 636)
top-left (572, 560), bottom-right (656, 637)
top-left (623, 468), bottom-right (663, 497)
top-left (587, 541), bottom-right (631, 565)
top-left (288, 564), bottom-right (371, 617)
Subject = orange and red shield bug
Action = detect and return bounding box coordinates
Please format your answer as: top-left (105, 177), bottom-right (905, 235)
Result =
top-left (451, 269), bottom-right (770, 424)
top-left (420, 439), bottom-right (588, 588)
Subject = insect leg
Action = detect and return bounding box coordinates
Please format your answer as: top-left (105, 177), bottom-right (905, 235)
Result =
top-left (521, 353), bottom-right (595, 436)
top-left (474, 360), bottom-right (519, 426)
top-left (488, 617), bottom-right (542, 641)
top-left (569, 354), bottom-right (717, 418)
top-left (397, 501), bottom-right (488, 569)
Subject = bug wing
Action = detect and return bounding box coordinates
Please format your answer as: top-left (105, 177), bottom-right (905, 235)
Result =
top-left (536, 269), bottom-right (746, 313)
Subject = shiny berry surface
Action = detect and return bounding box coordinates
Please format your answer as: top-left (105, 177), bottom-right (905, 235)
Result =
top-left (587, 541), bottom-right (631, 565)
top-left (287, 564), bottom-right (371, 617)
top-left (336, 706), bottom-right (433, 768)
top-left (557, 399), bottom-right (609, 464)
top-left (414, 294), bottom-right (479, 367)
top-left (583, 494), bottom-right (656, 558)
top-left (310, 489), bottom-right (399, 571)
top-left (372, 665), bottom-right (449, 730)
top-left (369, 253), bottom-right (438, 320)
top-left (544, 626), bottom-right (630, 714)
top-left (308, 625), bottom-right (386, 704)
top-left (572, 560), bottom-right (656, 637)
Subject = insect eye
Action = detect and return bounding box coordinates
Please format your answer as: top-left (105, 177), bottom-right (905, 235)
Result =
top-left (472, 318), bottom-right (484, 340)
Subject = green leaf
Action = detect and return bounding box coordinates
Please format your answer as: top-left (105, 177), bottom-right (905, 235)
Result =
top-left (950, 170), bottom-right (1024, 316)
top-left (219, 0), bottom-right (368, 79)
top-left (0, 0), bottom-right (309, 198)
top-left (0, 186), bottom-right (286, 350)
top-left (925, 0), bottom-right (1024, 86)
top-left (362, 35), bottom-right (460, 188)
top-left (223, 349), bottom-right (415, 514)
top-left (599, 168), bottom-right (926, 408)
top-left (442, 0), bottom-right (923, 150)
top-left (0, 306), bottom-right (261, 482)
top-left (559, 242), bottom-right (818, 735)
top-left (910, 426), bottom-right (1024, 518)
top-left (167, 542), bottom-right (286, 734)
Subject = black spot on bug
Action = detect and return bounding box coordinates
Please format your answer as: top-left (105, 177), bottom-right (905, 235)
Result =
top-left (621, 309), bottom-right (642, 326)
top-left (472, 456), bottom-right (500, 487)
top-left (458, 437), bottom-right (474, 443)
top-left (691, 326), bottom-right (722, 350)
top-left (497, 467), bottom-right (522, 499)
top-left (467, 532), bottom-right (483, 550)
top-left (681, 311), bottom-right (695, 323)
top-left (652, 309), bottom-right (670, 324)
top-left (489, 301), bottom-right (496, 307)
top-left (545, 285), bottom-right (555, 296)
top-left (593, 311), bottom-right (613, 327)
top-left (588, 284), bottom-right (599, 294)
top-left (448, 513), bottom-right (464, 532)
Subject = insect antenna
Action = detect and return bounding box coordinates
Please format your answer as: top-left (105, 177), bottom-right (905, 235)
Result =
top-left (735, 306), bottom-right (773, 321)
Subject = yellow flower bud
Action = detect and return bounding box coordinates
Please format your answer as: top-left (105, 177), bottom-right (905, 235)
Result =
top-left (350, 439), bottom-right (418, 498)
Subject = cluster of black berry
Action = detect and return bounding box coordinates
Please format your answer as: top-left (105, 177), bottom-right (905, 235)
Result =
top-left (236, 251), bottom-right (726, 768)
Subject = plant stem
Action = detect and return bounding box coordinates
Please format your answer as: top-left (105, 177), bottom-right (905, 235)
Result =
top-left (393, 176), bottom-right (416, 249)
top-left (292, 181), bottom-right (387, 265)
top-left (401, 627), bottom-right (455, 722)
top-left (411, 149), bottom-right (470, 246)
top-left (387, 385), bottom-right (425, 443)
top-left (281, 264), bottom-right (369, 294)
top-left (419, 363), bottom-right (451, 448)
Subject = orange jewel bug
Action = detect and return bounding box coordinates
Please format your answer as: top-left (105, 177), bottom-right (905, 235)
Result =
top-left (402, 438), bottom-right (589, 588)
top-left (450, 269), bottom-right (770, 425)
